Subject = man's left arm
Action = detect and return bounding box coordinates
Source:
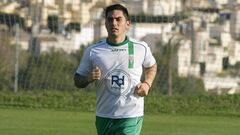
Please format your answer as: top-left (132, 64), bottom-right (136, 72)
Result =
top-left (135, 63), bottom-right (157, 97)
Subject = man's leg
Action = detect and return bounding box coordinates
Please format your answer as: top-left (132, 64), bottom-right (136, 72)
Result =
top-left (114, 116), bottom-right (144, 135)
top-left (95, 116), bottom-right (113, 135)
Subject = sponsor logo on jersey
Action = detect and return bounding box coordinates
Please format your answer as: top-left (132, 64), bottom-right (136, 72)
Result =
top-left (106, 69), bottom-right (131, 95)
top-left (111, 48), bottom-right (127, 52)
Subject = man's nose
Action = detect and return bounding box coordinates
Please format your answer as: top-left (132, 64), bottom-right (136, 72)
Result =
top-left (112, 19), bottom-right (117, 26)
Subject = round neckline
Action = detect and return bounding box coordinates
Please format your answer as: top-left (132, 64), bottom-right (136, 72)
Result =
top-left (106, 36), bottom-right (129, 46)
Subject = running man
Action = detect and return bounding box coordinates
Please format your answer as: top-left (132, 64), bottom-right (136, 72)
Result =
top-left (74, 4), bottom-right (157, 135)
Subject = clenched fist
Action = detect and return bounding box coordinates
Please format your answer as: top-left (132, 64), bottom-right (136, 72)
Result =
top-left (90, 66), bottom-right (101, 81)
top-left (134, 82), bottom-right (151, 97)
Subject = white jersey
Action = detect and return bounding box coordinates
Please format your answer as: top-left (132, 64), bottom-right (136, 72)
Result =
top-left (76, 37), bottom-right (156, 118)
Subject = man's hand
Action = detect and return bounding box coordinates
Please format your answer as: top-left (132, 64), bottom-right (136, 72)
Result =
top-left (74, 66), bottom-right (101, 88)
top-left (134, 82), bottom-right (151, 97)
top-left (89, 66), bottom-right (101, 81)
top-left (134, 64), bottom-right (157, 97)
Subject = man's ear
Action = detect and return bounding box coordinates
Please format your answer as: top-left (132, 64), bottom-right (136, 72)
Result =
top-left (127, 20), bottom-right (131, 25)
top-left (127, 20), bottom-right (131, 28)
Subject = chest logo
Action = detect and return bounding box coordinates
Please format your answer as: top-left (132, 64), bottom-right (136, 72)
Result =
top-left (105, 69), bottom-right (131, 95)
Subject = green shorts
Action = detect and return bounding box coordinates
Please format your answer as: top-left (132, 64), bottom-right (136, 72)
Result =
top-left (95, 116), bottom-right (144, 135)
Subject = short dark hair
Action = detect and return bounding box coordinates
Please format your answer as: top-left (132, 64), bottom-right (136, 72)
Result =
top-left (105, 4), bottom-right (130, 20)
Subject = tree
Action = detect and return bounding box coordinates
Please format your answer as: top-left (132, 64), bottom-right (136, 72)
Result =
top-left (151, 41), bottom-right (205, 95)
top-left (0, 32), bottom-right (14, 90)
top-left (18, 46), bottom-right (88, 91)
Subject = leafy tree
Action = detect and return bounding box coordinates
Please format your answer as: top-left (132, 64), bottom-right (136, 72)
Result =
top-left (0, 33), bottom-right (14, 90)
top-left (18, 46), bottom-right (89, 91)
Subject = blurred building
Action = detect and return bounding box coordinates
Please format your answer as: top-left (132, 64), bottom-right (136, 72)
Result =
top-left (203, 75), bottom-right (240, 94)
top-left (177, 39), bottom-right (200, 77)
top-left (229, 41), bottom-right (240, 65)
top-left (205, 46), bottom-right (224, 73)
top-left (230, 5), bottom-right (240, 39)
top-left (193, 30), bottom-right (209, 63)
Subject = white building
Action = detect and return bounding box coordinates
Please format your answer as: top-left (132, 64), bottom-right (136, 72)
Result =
top-left (30, 0), bottom-right (116, 26)
top-left (41, 0), bottom-right (55, 6)
top-left (29, 34), bottom-right (74, 54)
top-left (190, 0), bottom-right (212, 9)
top-left (93, 20), bottom-right (174, 41)
top-left (193, 30), bottom-right (209, 63)
top-left (147, 0), bottom-right (182, 16)
top-left (229, 41), bottom-right (240, 65)
top-left (124, 0), bottom-right (148, 15)
top-left (0, 1), bottom-right (20, 13)
top-left (220, 32), bottom-right (232, 48)
top-left (178, 39), bottom-right (192, 76)
top-left (209, 0), bottom-right (228, 8)
top-left (209, 24), bottom-right (224, 38)
top-left (205, 46), bottom-right (224, 73)
top-left (41, 5), bottom-right (59, 26)
top-left (71, 23), bottom-right (94, 46)
top-left (229, 0), bottom-right (240, 5)
top-left (129, 23), bottom-right (174, 40)
top-left (230, 5), bottom-right (240, 39)
top-left (177, 39), bottom-right (200, 77)
top-left (203, 75), bottom-right (240, 94)
top-left (123, 0), bottom-right (182, 16)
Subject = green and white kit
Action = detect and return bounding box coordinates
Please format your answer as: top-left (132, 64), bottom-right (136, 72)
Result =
top-left (76, 37), bottom-right (156, 119)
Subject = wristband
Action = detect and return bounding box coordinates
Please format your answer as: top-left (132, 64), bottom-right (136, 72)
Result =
top-left (143, 81), bottom-right (151, 88)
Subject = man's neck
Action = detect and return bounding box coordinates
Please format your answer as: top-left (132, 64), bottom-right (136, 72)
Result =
top-left (108, 36), bottom-right (126, 44)
top-left (107, 36), bottom-right (129, 46)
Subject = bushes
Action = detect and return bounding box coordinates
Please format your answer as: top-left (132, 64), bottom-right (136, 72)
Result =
top-left (0, 90), bottom-right (95, 112)
top-left (18, 50), bottom-right (79, 91)
top-left (0, 91), bottom-right (240, 116)
top-left (145, 94), bottom-right (240, 116)
top-left (0, 34), bottom-right (14, 91)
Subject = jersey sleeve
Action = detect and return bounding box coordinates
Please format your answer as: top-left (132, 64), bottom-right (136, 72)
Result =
top-left (75, 47), bottom-right (92, 76)
top-left (143, 43), bottom-right (156, 68)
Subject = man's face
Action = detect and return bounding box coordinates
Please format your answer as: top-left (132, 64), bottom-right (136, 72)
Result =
top-left (105, 10), bottom-right (130, 38)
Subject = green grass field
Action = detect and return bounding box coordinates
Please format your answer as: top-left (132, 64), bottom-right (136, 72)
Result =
top-left (0, 108), bottom-right (240, 135)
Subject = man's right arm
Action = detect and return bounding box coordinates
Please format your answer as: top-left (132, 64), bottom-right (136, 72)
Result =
top-left (74, 73), bottom-right (91, 88)
top-left (74, 67), bottom-right (101, 88)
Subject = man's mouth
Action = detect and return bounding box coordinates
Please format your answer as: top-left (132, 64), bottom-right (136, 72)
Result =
top-left (111, 28), bottom-right (118, 32)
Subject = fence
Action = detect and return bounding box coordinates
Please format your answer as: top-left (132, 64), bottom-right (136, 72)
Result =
top-left (0, 0), bottom-right (240, 95)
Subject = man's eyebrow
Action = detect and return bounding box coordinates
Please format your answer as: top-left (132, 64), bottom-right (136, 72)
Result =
top-left (107, 16), bottom-right (123, 19)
